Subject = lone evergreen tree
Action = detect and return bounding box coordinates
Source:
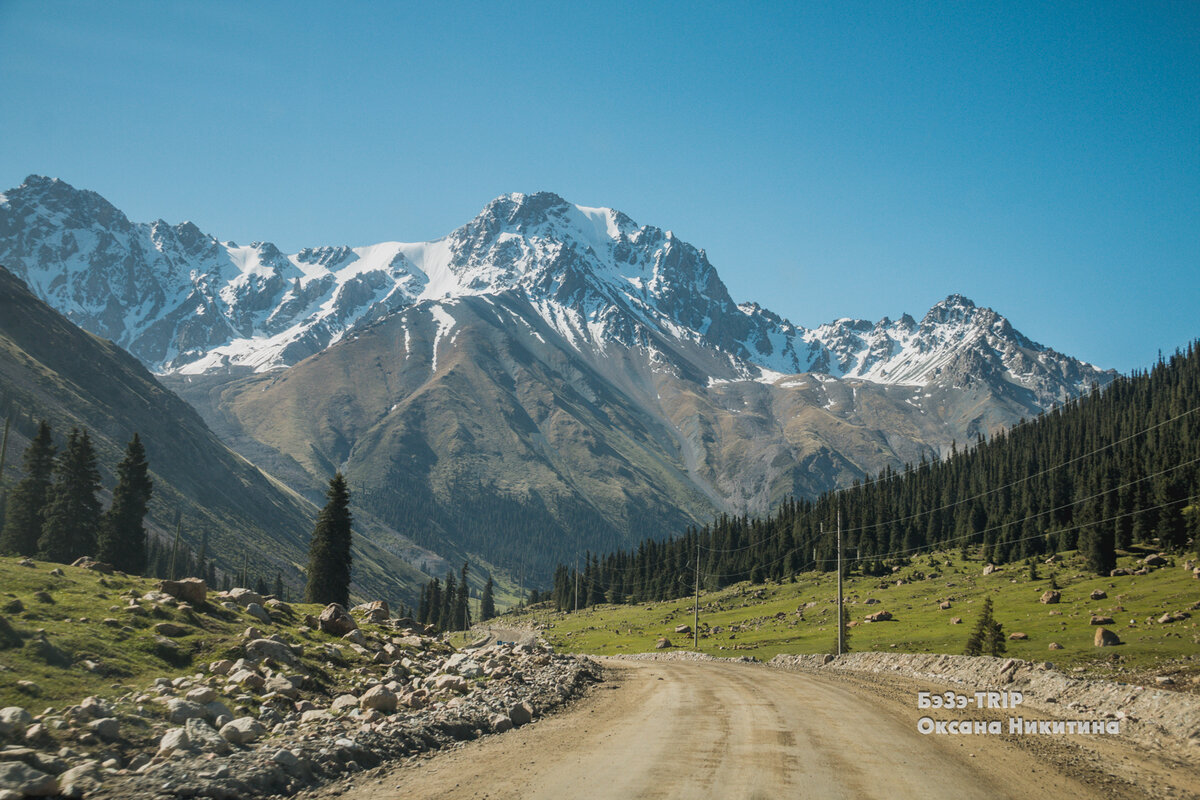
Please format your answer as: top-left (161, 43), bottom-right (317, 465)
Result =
top-left (0, 421), bottom-right (56, 557)
top-left (1079, 524), bottom-right (1116, 576)
top-left (454, 561), bottom-right (470, 631)
top-left (480, 574), bottom-right (496, 621)
top-left (97, 433), bottom-right (152, 573)
top-left (964, 596), bottom-right (1005, 657)
top-left (37, 428), bottom-right (102, 563)
top-left (304, 473), bottom-right (353, 607)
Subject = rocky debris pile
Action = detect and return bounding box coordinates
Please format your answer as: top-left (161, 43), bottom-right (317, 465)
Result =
top-left (769, 651), bottom-right (1200, 751)
top-left (0, 592), bottom-right (600, 800)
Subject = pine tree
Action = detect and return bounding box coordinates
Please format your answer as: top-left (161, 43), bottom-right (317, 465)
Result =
top-left (1079, 524), bottom-right (1116, 576)
top-left (97, 433), bottom-right (152, 573)
top-left (304, 473), bottom-right (353, 607)
top-left (964, 596), bottom-right (1005, 657)
top-left (0, 421), bottom-right (56, 557)
top-left (480, 574), bottom-right (496, 621)
top-left (37, 429), bottom-right (102, 563)
top-left (454, 562), bottom-right (470, 631)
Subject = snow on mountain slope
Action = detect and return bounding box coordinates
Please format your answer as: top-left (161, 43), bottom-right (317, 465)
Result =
top-left (0, 176), bottom-right (1113, 407)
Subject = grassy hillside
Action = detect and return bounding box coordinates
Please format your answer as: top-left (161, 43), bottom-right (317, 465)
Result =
top-left (0, 555), bottom-right (410, 712)
top-left (509, 546), bottom-right (1200, 687)
top-left (0, 265), bottom-right (431, 606)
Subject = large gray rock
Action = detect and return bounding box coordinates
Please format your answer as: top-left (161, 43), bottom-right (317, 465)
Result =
top-left (1094, 627), bottom-right (1122, 647)
top-left (358, 684), bottom-right (397, 713)
top-left (318, 603), bottom-right (357, 636)
top-left (244, 602), bottom-right (272, 624)
top-left (264, 675), bottom-right (300, 699)
top-left (57, 761), bottom-right (102, 799)
top-left (166, 698), bottom-right (206, 724)
top-left (219, 716), bottom-right (265, 745)
top-left (227, 587), bottom-right (264, 607)
top-left (0, 707), bottom-right (32, 737)
top-left (185, 718), bottom-right (231, 754)
top-left (0, 761), bottom-right (57, 796)
top-left (86, 717), bottom-right (120, 741)
top-left (158, 727), bottom-right (191, 756)
top-left (508, 702), bottom-right (534, 727)
top-left (245, 638), bottom-right (298, 665)
top-left (159, 578), bottom-right (207, 605)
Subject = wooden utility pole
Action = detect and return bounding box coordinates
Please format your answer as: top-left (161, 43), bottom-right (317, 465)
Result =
top-left (837, 508), bottom-right (844, 657)
top-left (693, 538), bottom-right (700, 650)
top-left (574, 558), bottom-right (579, 614)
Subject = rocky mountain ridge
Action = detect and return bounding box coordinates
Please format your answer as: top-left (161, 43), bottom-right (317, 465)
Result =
top-left (0, 176), bottom-right (1112, 411)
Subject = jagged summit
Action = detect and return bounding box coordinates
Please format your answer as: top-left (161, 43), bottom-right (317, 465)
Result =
top-left (0, 176), bottom-right (1112, 407)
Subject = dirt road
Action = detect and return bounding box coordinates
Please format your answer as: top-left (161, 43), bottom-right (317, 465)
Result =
top-left (331, 658), bottom-right (1198, 800)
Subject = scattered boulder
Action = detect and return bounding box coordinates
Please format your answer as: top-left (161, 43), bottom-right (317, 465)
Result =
top-left (342, 629), bottom-right (367, 646)
top-left (674, 624), bottom-right (691, 635)
top-left (184, 687), bottom-right (216, 704)
top-left (157, 727), bottom-right (191, 756)
top-left (939, 601), bottom-right (952, 610)
top-left (0, 761), bottom-right (57, 796)
top-left (655, 638), bottom-right (672, 649)
top-left (1144, 554), bottom-right (1168, 567)
top-left (1090, 615), bottom-right (1114, 625)
top-left (219, 716), bottom-right (265, 745)
top-left (245, 637), bottom-right (298, 665)
top-left (1090, 589), bottom-right (1107, 600)
top-left (1048, 642), bottom-right (1064, 650)
top-left (359, 685), bottom-right (398, 713)
top-left (153, 622), bottom-right (190, 637)
top-left (57, 761), bottom-right (102, 798)
top-left (0, 707), bottom-right (34, 737)
top-left (86, 717), bottom-right (120, 741)
top-left (950, 617), bottom-right (962, 625)
top-left (1110, 568), bottom-right (1131, 577)
top-left (490, 713), bottom-right (513, 733)
top-left (331, 694), bottom-right (359, 712)
top-left (226, 588), bottom-right (263, 607)
top-left (70, 557), bottom-right (113, 573)
top-left (864, 610), bottom-right (892, 622)
top-left (354, 600), bottom-right (390, 623)
top-left (982, 564), bottom-right (997, 575)
top-left (166, 699), bottom-right (206, 724)
top-left (318, 604), bottom-right (357, 636)
top-left (159, 578), bottom-right (207, 605)
top-left (432, 674), bottom-right (468, 694)
top-left (184, 718), bottom-right (231, 754)
top-left (1094, 627), bottom-right (1122, 647)
top-left (1040, 590), bottom-right (1061, 604)
top-left (508, 702), bottom-right (534, 727)
top-left (244, 602), bottom-right (272, 625)
top-left (1009, 632), bottom-right (1028, 640)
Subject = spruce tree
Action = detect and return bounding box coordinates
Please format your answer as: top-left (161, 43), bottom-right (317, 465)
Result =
top-left (1079, 524), bottom-right (1116, 576)
top-left (964, 596), bottom-right (1005, 657)
top-left (480, 574), bottom-right (496, 621)
top-left (97, 433), bottom-right (152, 573)
top-left (37, 428), bottom-right (102, 563)
top-left (304, 473), bottom-right (353, 607)
top-left (0, 421), bottom-right (56, 557)
top-left (455, 562), bottom-right (470, 631)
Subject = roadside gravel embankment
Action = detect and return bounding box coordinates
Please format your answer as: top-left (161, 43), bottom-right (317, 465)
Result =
top-left (769, 651), bottom-right (1200, 751)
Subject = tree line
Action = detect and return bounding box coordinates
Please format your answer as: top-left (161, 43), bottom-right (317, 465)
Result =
top-left (414, 562), bottom-right (497, 632)
top-left (0, 421), bottom-right (152, 573)
top-left (546, 342), bottom-right (1200, 610)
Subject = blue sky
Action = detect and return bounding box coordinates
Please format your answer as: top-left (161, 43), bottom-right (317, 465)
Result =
top-left (1, 1), bottom-right (1196, 373)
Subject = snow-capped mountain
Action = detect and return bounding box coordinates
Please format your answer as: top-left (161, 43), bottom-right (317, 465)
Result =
top-left (0, 176), bottom-right (1110, 410)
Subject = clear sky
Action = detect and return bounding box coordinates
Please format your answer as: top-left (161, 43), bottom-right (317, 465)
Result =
top-left (1, 1), bottom-right (1196, 374)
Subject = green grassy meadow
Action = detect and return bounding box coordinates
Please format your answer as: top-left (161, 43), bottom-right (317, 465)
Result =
top-left (509, 547), bottom-right (1200, 686)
